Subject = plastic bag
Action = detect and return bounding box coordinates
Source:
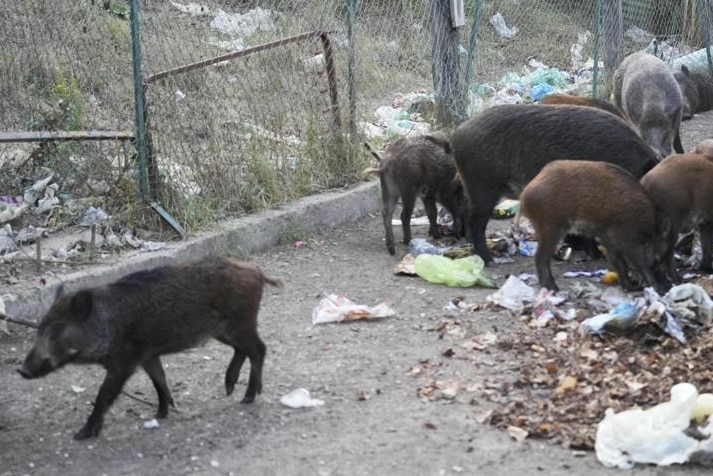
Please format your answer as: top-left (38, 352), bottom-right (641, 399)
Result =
top-left (312, 294), bottom-right (396, 325)
top-left (580, 301), bottom-right (642, 336)
top-left (414, 254), bottom-right (495, 288)
top-left (486, 275), bottom-right (535, 313)
top-left (596, 383), bottom-right (713, 468)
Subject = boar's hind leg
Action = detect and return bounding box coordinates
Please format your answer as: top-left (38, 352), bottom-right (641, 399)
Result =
top-left (698, 223), bottom-right (713, 273)
top-left (423, 196), bottom-right (440, 239)
top-left (142, 357), bottom-right (175, 418)
top-left (468, 186), bottom-right (504, 264)
top-left (75, 364), bottom-right (137, 440)
top-left (382, 188), bottom-right (399, 255)
top-left (222, 331), bottom-right (266, 403)
top-left (533, 231), bottom-right (560, 291)
top-left (400, 191), bottom-right (417, 245)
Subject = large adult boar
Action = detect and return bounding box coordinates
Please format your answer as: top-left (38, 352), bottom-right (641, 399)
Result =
top-left (451, 104), bottom-right (659, 264)
top-left (641, 153), bottom-right (713, 281)
top-left (612, 51), bottom-right (684, 157)
top-left (363, 133), bottom-right (464, 255)
top-left (520, 160), bottom-right (670, 293)
top-left (18, 257), bottom-right (281, 440)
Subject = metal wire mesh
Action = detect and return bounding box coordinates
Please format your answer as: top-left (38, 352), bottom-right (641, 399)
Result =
top-left (1, 0), bottom-right (712, 243)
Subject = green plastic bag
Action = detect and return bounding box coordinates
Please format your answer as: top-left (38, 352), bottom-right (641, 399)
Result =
top-left (414, 254), bottom-right (496, 288)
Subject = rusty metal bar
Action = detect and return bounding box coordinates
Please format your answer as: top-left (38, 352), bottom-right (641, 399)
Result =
top-left (145, 31), bottom-right (336, 84)
top-left (320, 32), bottom-right (342, 130)
top-left (0, 131), bottom-right (134, 143)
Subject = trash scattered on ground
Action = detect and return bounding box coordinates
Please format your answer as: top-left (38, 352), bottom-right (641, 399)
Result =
top-left (601, 271), bottom-right (619, 285)
top-left (170, 1), bottom-right (212, 16)
top-left (562, 269), bottom-right (608, 278)
top-left (408, 238), bottom-right (448, 256)
top-left (486, 275), bottom-right (535, 314)
top-left (394, 253), bottom-right (416, 276)
top-left (580, 284), bottom-right (713, 344)
top-left (490, 12), bottom-right (518, 39)
top-left (143, 419), bottom-right (160, 429)
top-left (77, 207), bottom-right (108, 227)
top-left (493, 199), bottom-right (520, 219)
top-left (360, 91), bottom-right (434, 140)
top-left (415, 254), bottom-right (495, 288)
top-left (210, 7), bottom-right (276, 38)
top-left (312, 294), bottom-right (396, 324)
top-left (280, 388), bottom-right (325, 408)
top-left (596, 382), bottom-right (713, 469)
top-left (580, 301), bottom-right (641, 336)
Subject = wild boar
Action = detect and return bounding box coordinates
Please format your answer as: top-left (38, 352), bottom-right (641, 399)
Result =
top-left (612, 51), bottom-right (684, 157)
top-left (673, 65), bottom-right (713, 120)
top-left (364, 133), bottom-right (464, 255)
top-left (451, 103), bottom-right (659, 264)
top-left (18, 257), bottom-right (281, 440)
top-left (520, 160), bottom-right (670, 293)
top-left (641, 153), bottom-right (713, 281)
top-left (539, 93), bottom-right (629, 122)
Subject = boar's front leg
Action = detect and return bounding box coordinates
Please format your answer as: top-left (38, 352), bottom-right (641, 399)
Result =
top-left (75, 363), bottom-right (137, 440)
top-left (142, 356), bottom-right (175, 418)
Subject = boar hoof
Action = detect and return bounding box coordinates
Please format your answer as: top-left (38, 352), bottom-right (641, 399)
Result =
top-left (226, 383), bottom-right (235, 396)
top-left (240, 394), bottom-right (256, 404)
top-left (74, 424), bottom-right (101, 440)
top-left (387, 245), bottom-right (396, 256)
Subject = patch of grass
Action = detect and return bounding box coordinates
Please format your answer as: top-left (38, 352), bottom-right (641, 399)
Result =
top-left (46, 73), bottom-right (86, 130)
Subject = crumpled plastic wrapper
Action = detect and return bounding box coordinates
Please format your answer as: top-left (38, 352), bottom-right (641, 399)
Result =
top-left (312, 294), bottom-right (396, 325)
top-left (596, 382), bottom-right (713, 469)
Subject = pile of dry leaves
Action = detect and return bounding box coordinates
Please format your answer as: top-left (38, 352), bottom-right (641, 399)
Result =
top-left (410, 295), bottom-right (713, 451)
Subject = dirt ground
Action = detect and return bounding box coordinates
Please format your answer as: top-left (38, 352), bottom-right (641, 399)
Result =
top-left (1, 113), bottom-right (713, 475)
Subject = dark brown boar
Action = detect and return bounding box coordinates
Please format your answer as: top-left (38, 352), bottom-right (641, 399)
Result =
top-left (364, 133), bottom-right (464, 255)
top-left (612, 52), bottom-right (685, 157)
top-left (539, 93), bottom-right (629, 121)
top-left (641, 153), bottom-right (713, 281)
top-left (18, 257), bottom-right (281, 440)
top-left (451, 103), bottom-right (659, 264)
top-left (673, 65), bottom-right (713, 120)
top-left (520, 160), bottom-right (670, 293)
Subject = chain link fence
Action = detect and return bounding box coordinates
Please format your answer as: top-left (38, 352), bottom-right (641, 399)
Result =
top-left (1, 0), bottom-right (712, 262)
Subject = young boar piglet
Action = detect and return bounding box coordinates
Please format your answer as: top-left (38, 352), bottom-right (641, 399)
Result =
top-left (19, 257), bottom-right (281, 440)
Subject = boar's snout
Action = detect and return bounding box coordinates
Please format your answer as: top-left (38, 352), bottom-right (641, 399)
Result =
top-left (18, 351), bottom-right (55, 379)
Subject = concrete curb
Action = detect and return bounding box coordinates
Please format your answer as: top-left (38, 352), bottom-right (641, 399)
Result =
top-left (3, 181), bottom-right (380, 320)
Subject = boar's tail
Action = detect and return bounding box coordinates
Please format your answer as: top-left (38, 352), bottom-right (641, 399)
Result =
top-left (363, 142), bottom-right (383, 162)
top-left (361, 166), bottom-right (382, 177)
top-left (264, 275), bottom-right (284, 288)
top-left (424, 133), bottom-right (452, 154)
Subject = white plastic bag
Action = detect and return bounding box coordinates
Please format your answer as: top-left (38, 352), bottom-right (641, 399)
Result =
top-left (312, 294), bottom-right (396, 325)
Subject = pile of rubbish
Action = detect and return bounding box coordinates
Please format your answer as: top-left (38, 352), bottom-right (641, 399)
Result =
top-left (462, 276), bottom-right (713, 464)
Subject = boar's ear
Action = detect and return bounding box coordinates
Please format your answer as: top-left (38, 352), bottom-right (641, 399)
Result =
top-left (70, 290), bottom-right (93, 321)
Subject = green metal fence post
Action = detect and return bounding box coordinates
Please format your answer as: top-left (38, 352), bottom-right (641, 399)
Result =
top-left (129, 0), bottom-right (187, 238)
top-left (346, 0), bottom-right (357, 138)
top-left (463, 0), bottom-right (482, 91)
top-left (129, 0), bottom-right (149, 199)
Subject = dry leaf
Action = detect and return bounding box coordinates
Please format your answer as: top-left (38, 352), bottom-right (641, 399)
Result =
top-left (473, 409), bottom-right (494, 424)
top-left (556, 375), bottom-right (578, 396)
top-left (507, 425), bottom-right (529, 442)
